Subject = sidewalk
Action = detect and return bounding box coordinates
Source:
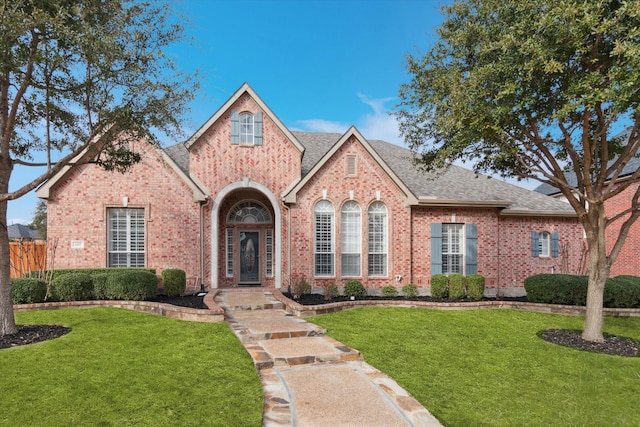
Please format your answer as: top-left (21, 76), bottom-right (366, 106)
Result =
top-left (215, 290), bottom-right (442, 427)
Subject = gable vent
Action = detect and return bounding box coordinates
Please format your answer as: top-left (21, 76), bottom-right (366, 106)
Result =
top-left (346, 155), bottom-right (357, 176)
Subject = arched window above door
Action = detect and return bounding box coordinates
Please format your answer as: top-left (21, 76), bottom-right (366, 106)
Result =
top-left (227, 201), bottom-right (272, 224)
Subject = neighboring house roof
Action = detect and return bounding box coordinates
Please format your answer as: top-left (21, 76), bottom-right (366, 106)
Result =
top-left (8, 224), bottom-right (41, 240)
top-left (535, 128), bottom-right (639, 196)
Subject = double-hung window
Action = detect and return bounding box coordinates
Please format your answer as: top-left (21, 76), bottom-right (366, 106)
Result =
top-left (239, 112), bottom-right (254, 145)
top-left (538, 231), bottom-right (551, 257)
top-left (108, 208), bottom-right (145, 267)
top-left (442, 223), bottom-right (463, 274)
top-left (341, 201), bottom-right (361, 276)
top-left (314, 201), bottom-right (334, 276)
top-left (368, 202), bottom-right (387, 276)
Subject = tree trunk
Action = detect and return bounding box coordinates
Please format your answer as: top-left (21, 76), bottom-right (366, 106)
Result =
top-left (0, 197), bottom-right (17, 336)
top-left (582, 204), bottom-right (610, 343)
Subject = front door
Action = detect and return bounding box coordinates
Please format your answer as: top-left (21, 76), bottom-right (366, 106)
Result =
top-left (239, 231), bottom-right (260, 283)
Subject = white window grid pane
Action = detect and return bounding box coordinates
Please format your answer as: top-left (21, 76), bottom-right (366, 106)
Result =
top-left (341, 202), bottom-right (361, 276)
top-left (240, 113), bottom-right (253, 144)
top-left (342, 254), bottom-right (361, 276)
top-left (266, 229), bottom-right (273, 277)
top-left (539, 232), bottom-right (550, 257)
top-left (368, 254), bottom-right (387, 276)
top-left (226, 228), bottom-right (234, 277)
top-left (228, 201), bottom-right (272, 224)
top-left (442, 224), bottom-right (463, 275)
top-left (108, 208), bottom-right (145, 267)
top-left (314, 201), bottom-right (334, 276)
top-left (368, 202), bottom-right (387, 276)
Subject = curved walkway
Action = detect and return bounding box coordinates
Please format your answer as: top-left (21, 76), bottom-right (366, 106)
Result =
top-left (215, 290), bottom-right (442, 427)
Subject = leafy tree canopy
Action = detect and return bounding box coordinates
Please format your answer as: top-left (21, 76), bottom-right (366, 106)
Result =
top-left (397, 0), bottom-right (640, 199)
top-left (397, 0), bottom-right (640, 342)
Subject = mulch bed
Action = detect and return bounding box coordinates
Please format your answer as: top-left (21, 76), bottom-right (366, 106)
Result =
top-left (541, 329), bottom-right (639, 357)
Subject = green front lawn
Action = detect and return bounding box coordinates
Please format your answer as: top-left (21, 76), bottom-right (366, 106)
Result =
top-left (0, 308), bottom-right (263, 427)
top-left (309, 308), bottom-right (640, 427)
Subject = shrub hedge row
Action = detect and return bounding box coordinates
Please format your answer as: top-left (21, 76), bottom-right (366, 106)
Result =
top-left (524, 274), bottom-right (640, 308)
top-left (13, 268), bottom-right (167, 304)
top-left (429, 274), bottom-right (486, 300)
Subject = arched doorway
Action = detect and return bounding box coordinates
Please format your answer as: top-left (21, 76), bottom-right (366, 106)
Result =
top-left (225, 200), bottom-right (273, 285)
top-left (211, 180), bottom-right (282, 289)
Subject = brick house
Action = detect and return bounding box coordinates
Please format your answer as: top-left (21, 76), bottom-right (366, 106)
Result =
top-left (37, 83), bottom-right (584, 296)
top-left (535, 129), bottom-right (640, 277)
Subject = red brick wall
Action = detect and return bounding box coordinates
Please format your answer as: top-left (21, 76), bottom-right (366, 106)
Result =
top-left (189, 94), bottom-right (300, 288)
top-left (606, 181), bottom-right (640, 276)
top-left (47, 138), bottom-right (202, 282)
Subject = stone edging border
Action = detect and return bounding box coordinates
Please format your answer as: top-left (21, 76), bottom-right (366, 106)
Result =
top-left (13, 289), bottom-right (640, 322)
top-left (271, 289), bottom-right (640, 318)
top-left (13, 290), bottom-right (225, 323)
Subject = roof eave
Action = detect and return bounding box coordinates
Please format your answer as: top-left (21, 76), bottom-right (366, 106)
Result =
top-left (500, 209), bottom-right (577, 218)
top-left (416, 197), bottom-right (513, 208)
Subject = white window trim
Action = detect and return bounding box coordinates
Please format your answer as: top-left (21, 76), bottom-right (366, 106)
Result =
top-left (442, 223), bottom-right (464, 275)
top-left (239, 112), bottom-right (254, 145)
top-left (341, 201), bottom-right (361, 277)
top-left (539, 231), bottom-right (551, 257)
top-left (368, 202), bottom-right (388, 277)
top-left (107, 208), bottom-right (145, 268)
top-left (314, 200), bottom-right (335, 277)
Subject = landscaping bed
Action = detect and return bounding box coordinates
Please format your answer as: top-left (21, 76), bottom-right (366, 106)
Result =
top-left (285, 292), bottom-right (528, 305)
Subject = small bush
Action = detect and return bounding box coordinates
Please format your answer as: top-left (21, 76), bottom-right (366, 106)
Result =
top-left (322, 282), bottom-right (339, 301)
top-left (402, 283), bottom-right (419, 299)
top-left (430, 274), bottom-right (448, 298)
top-left (467, 274), bottom-right (485, 300)
top-left (382, 286), bottom-right (398, 298)
top-left (92, 273), bottom-right (111, 300)
top-left (604, 277), bottom-right (640, 308)
top-left (289, 274), bottom-right (311, 299)
top-left (51, 273), bottom-right (94, 301)
top-left (448, 274), bottom-right (467, 299)
top-left (11, 278), bottom-right (47, 304)
top-left (162, 269), bottom-right (186, 297)
top-left (103, 271), bottom-right (158, 301)
top-left (343, 280), bottom-right (366, 298)
top-left (524, 274), bottom-right (588, 305)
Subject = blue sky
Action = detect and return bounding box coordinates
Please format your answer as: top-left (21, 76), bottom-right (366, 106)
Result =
top-left (7, 0), bottom-right (534, 224)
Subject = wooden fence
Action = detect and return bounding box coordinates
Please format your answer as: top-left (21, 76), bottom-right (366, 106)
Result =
top-left (9, 241), bottom-right (47, 278)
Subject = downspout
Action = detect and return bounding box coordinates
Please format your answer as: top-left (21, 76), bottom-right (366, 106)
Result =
top-left (409, 206), bottom-right (414, 285)
top-left (200, 197), bottom-right (211, 292)
top-left (284, 200), bottom-right (291, 290)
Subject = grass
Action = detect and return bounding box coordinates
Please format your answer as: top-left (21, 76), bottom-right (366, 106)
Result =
top-left (0, 308), bottom-right (263, 427)
top-left (309, 308), bottom-right (640, 427)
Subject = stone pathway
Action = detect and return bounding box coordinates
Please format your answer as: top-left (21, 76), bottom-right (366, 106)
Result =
top-left (215, 290), bottom-right (442, 427)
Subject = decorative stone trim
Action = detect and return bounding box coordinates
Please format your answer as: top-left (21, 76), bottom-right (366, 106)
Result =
top-left (13, 291), bottom-right (225, 323)
top-left (270, 289), bottom-right (640, 318)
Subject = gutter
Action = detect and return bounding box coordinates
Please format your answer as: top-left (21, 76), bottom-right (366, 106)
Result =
top-left (417, 197), bottom-right (513, 209)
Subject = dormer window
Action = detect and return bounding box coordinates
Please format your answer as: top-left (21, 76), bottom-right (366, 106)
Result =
top-left (231, 110), bottom-right (263, 146)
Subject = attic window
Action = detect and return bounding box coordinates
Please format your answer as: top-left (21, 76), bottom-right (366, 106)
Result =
top-left (346, 155), bottom-right (357, 176)
top-left (230, 110), bottom-right (263, 146)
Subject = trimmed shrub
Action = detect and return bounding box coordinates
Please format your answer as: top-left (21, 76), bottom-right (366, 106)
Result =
top-left (25, 267), bottom-right (156, 280)
top-left (289, 274), bottom-right (311, 299)
top-left (467, 274), bottom-right (485, 300)
top-left (402, 283), bottom-right (419, 299)
top-left (381, 286), bottom-right (398, 298)
top-left (322, 282), bottom-right (339, 301)
top-left (524, 274), bottom-right (588, 305)
top-left (92, 273), bottom-right (111, 300)
top-left (11, 278), bottom-right (47, 304)
top-left (343, 280), bottom-right (366, 298)
top-left (102, 270), bottom-right (158, 301)
top-left (51, 273), bottom-right (94, 301)
top-left (430, 274), bottom-right (448, 298)
top-left (162, 269), bottom-right (186, 297)
top-left (604, 276), bottom-right (640, 308)
top-left (448, 274), bottom-right (467, 299)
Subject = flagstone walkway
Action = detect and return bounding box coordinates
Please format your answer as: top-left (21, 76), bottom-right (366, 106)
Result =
top-left (215, 290), bottom-right (442, 427)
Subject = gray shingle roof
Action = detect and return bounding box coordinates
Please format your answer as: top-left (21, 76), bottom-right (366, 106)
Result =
top-left (535, 128), bottom-right (639, 196)
top-left (164, 142), bottom-right (190, 174)
top-left (8, 224), bottom-right (41, 240)
top-left (163, 130), bottom-right (575, 215)
top-left (292, 131), bottom-right (574, 214)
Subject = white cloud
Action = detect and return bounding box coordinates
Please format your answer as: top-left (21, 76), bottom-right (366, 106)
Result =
top-left (292, 119), bottom-right (349, 134)
top-left (294, 94), bottom-right (404, 146)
